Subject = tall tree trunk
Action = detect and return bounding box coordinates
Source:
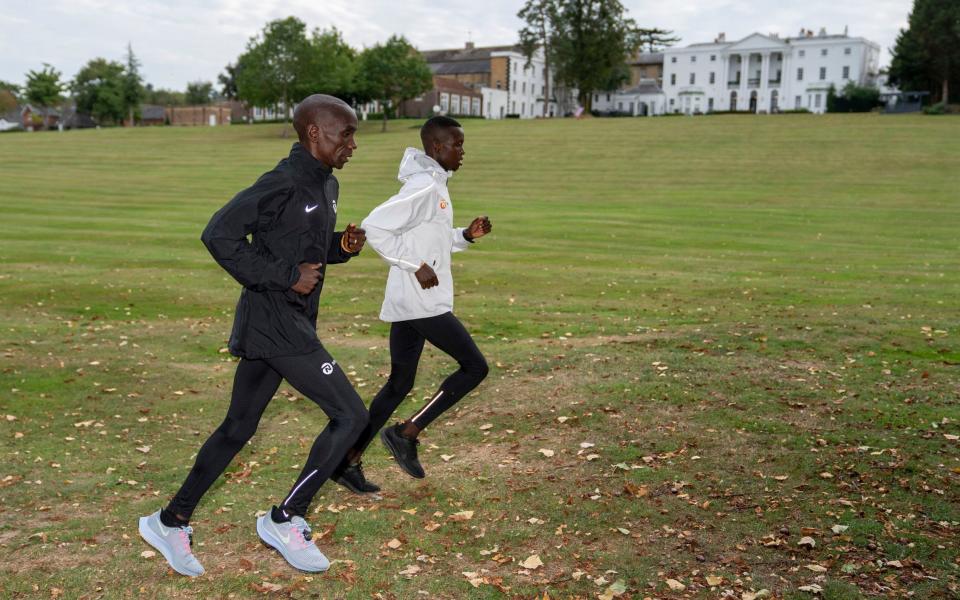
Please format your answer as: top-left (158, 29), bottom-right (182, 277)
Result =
top-left (540, 10), bottom-right (550, 118)
top-left (943, 78), bottom-right (949, 105)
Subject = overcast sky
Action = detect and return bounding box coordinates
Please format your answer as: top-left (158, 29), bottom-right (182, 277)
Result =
top-left (1, 0), bottom-right (912, 90)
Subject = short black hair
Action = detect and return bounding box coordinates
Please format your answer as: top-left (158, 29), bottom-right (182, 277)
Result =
top-left (420, 115), bottom-right (462, 145)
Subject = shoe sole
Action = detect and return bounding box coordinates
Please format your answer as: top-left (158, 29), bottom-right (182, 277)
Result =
top-left (379, 428), bottom-right (425, 479)
top-left (138, 516), bottom-right (204, 577)
top-left (256, 516), bottom-right (329, 573)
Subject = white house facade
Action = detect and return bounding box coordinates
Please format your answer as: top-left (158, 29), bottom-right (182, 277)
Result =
top-left (591, 80), bottom-right (667, 116)
top-left (662, 29), bottom-right (881, 114)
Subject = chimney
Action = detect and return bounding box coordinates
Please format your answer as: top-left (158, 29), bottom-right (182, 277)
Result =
top-left (465, 41), bottom-right (475, 50)
top-left (717, 32), bottom-right (726, 42)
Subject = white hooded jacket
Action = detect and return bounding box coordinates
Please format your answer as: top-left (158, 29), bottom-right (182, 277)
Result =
top-left (361, 147), bottom-right (473, 322)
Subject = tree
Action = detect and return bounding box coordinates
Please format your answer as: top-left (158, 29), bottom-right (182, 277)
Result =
top-left (519, 0), bottom-right (560, 117)
top-left (0, 80), bottom-right (19, 94)
top-left (235, 16), bottom-right (318, 135)
top-left (123, 44), bottom-right (145, 125)
top-left (888, 0), bottom-right (960, 104)
top-left (357, 36), bottom-right (433, 131)
top-left (635, 28), bottom-right (680, 53)
top-left (186, 81), bottom-right (214, 105)
top-left (72, 58), bottom-right (127, 125)
top-left (25, 64), bottom-right (64, 128)
top-left (827, 82), bottom-right (881, 112)
top-left (308, 28), bottom-right (358, 102)
top-left (218, 63), bottom-right (239, 100)
top-left (144, 84), bottom-right (186, 106)
top-left (548, 0), bottom-right (641, 111)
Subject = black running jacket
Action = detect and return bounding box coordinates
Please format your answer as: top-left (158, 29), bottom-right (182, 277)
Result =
top-left (201, 143), bottom-right (359, 359)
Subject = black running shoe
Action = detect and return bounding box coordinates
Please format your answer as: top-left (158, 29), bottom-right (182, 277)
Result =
top-left (380, 425), bottom-right (425, 479)
top-left (333, 462), bottom-right (381, 494)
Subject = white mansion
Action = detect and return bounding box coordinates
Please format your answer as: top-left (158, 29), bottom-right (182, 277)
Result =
top-left (661, 29), bottom-right (881, 114)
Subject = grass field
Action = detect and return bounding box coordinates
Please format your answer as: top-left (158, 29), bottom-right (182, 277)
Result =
top-left (0, 114), bottom-right (958, 599)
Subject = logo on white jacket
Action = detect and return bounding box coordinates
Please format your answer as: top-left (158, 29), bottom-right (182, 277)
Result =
top-left (321, 361), bottom-right (336, 375)
top-left (439, 199), bottom-right (447, 209)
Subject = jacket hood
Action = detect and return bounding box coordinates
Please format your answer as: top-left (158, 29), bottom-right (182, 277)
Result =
top-left (397, 147), bottom-right (451, 182)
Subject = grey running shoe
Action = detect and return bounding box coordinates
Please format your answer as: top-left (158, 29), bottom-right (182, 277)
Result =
top-left (257, 512), bottom-right (330, 572)
top-left (138, 510), bottom-right (205, 577)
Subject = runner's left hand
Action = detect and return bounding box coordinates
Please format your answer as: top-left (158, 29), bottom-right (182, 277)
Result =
top-left (343, 223), bottom-right (366, 253)
top-left (466, 216), bottom-right (492, 240)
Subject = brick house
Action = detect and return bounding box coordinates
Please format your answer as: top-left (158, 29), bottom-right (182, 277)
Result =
top-left (401, 76), bottom-right (484, 119)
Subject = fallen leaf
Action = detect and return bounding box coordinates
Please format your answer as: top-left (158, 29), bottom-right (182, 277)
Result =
top-left (140, 550), bottom-right (156, 559)
top-left (450, 510), bottom-right (474, 521)
top-left (399, 564), bottom-right (421, 577)
top-left (538, 449), bottom-right (555, 458)
top-left (585, 454), bottom-right (600, 461)
top-left (885, 560), bottom-right (904, 568)
top-left (624, 482), bottom-right (648, 498)
top-left (136, 445), bottom-right (151, 454)
top-left (742, 590), bottom-right (771, 600)
top-left (440, 454), bottom-right (454, 462)
top-left (479, 423), bottom-right (493, 430)
top-left (598, 579), bottom-right (627, 600)
top-left (520, 554), bottom-right (543, 570)
top-left (831, 524), bottom-right (849, 534)
top-left (424, 522), bottom-right (441, 531)
top-left (798, 584), bottom-right (823, 594)
top-left (706, 575), bottom-right (723, 586)
top-left (665, 578), bottom-right (685, 591)
top-left (798, 536), bottom-right (816, 548)
top-left (387, 538), bottom-right (402, 549)
top-left (805, 564), bottom-right (828, 573)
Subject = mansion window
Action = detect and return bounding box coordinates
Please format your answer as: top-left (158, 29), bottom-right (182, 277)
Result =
top-left (799, 50), bottom-right (806, 57)
top-left (690, 73), bottom-right (696, 84)
top-left (797, 68), bottom-right (804, 81)
top-left (844, 47), bottom-right (852, 55)
top-left (671, 56), bottom-right (677, 63)
top-left (709, 72), bottom-right (715, 84)
top-left (842, 66), bottom-right (850, 79)
top-left (691, 56), bottom-right (696, 63)
top-left (821, 48), bottom-right (828, 56)
top-left (670, 73), bottom-right (676, 85)
top-left (819, 67), bottom-right (827, 80)
top-left (710, 54), bottom-right (716, 61)
top-left (795, 95), bottom-right (801, 108)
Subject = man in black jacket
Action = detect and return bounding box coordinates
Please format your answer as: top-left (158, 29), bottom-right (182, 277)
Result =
top-left (139, 94), bottom-right (368, 576)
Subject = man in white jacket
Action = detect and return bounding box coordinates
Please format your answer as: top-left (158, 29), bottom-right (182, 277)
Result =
top-left (333, 116), bottom-right (492, 493)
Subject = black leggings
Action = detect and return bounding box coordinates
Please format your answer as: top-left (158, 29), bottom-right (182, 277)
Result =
top-left (351, 312), bottom-right (488, 456)
top-left (167, 346), bottom-right (367, 521)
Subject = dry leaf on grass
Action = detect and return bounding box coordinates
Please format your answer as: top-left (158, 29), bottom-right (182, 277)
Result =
top-left (665, 578), bottom-right (685, 591)
top-left (538, 449), bottom-right (555, 457)
top-left (520, 554), bottom-right (543, 570)
top-left (140, 550), bottom-right (155, 559)
top-left (450, 510), bottom-right (474, 521)
top-left (387, 538), bottom-right (402, 549)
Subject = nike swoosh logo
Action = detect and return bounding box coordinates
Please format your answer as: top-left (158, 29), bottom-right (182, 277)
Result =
top-left (305, 205), bottom-right (319, 213)
top-left (271, 520), bottom-right (291, 545)
top-left (158, 522), bottom-right (170, 537)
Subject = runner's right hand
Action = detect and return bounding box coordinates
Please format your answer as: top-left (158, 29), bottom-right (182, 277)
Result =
top-left (291, 263), bottom-right (322, 294)
top-left (415, 264), bottom-right (439, 289)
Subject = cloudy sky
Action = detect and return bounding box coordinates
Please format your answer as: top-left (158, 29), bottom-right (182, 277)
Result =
top-left (1, 0), bottom-right (912, 90)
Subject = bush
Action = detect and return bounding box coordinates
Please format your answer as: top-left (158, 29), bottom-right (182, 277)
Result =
top-left (505, 113), bottom-right (520, 119)
top-left (589, 109), bottom-right (633, 118)
top-left (827, 82), bottom-right (882, 113)
top-left (923, 102), bottom-right (946, 115)
top-left (778, 108), bottom-right (812, 114)
top-left (705, 110), bottom-right (755, 115)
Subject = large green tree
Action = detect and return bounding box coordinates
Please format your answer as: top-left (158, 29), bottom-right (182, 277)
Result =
top-left (72, 58), bottom-right (127, 125)
top-left (25, 64), bottom-right (64, 128)
top-left (356, 35), bottom-right (432, 131)
top-left (548, 0), bottom-right (641, 111)
top-left (0, 80), bottom-right (19, 94)
top-left (123, 44), bottom-right (145, 125)
top-left (518, 0), bottom-right (560, 117)
top-left (236, 17), bottom-right (314, 133)
top-left (186, 81), bottom-right (214, 105)
top-left (889, 0), bottom-right (960, 104)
